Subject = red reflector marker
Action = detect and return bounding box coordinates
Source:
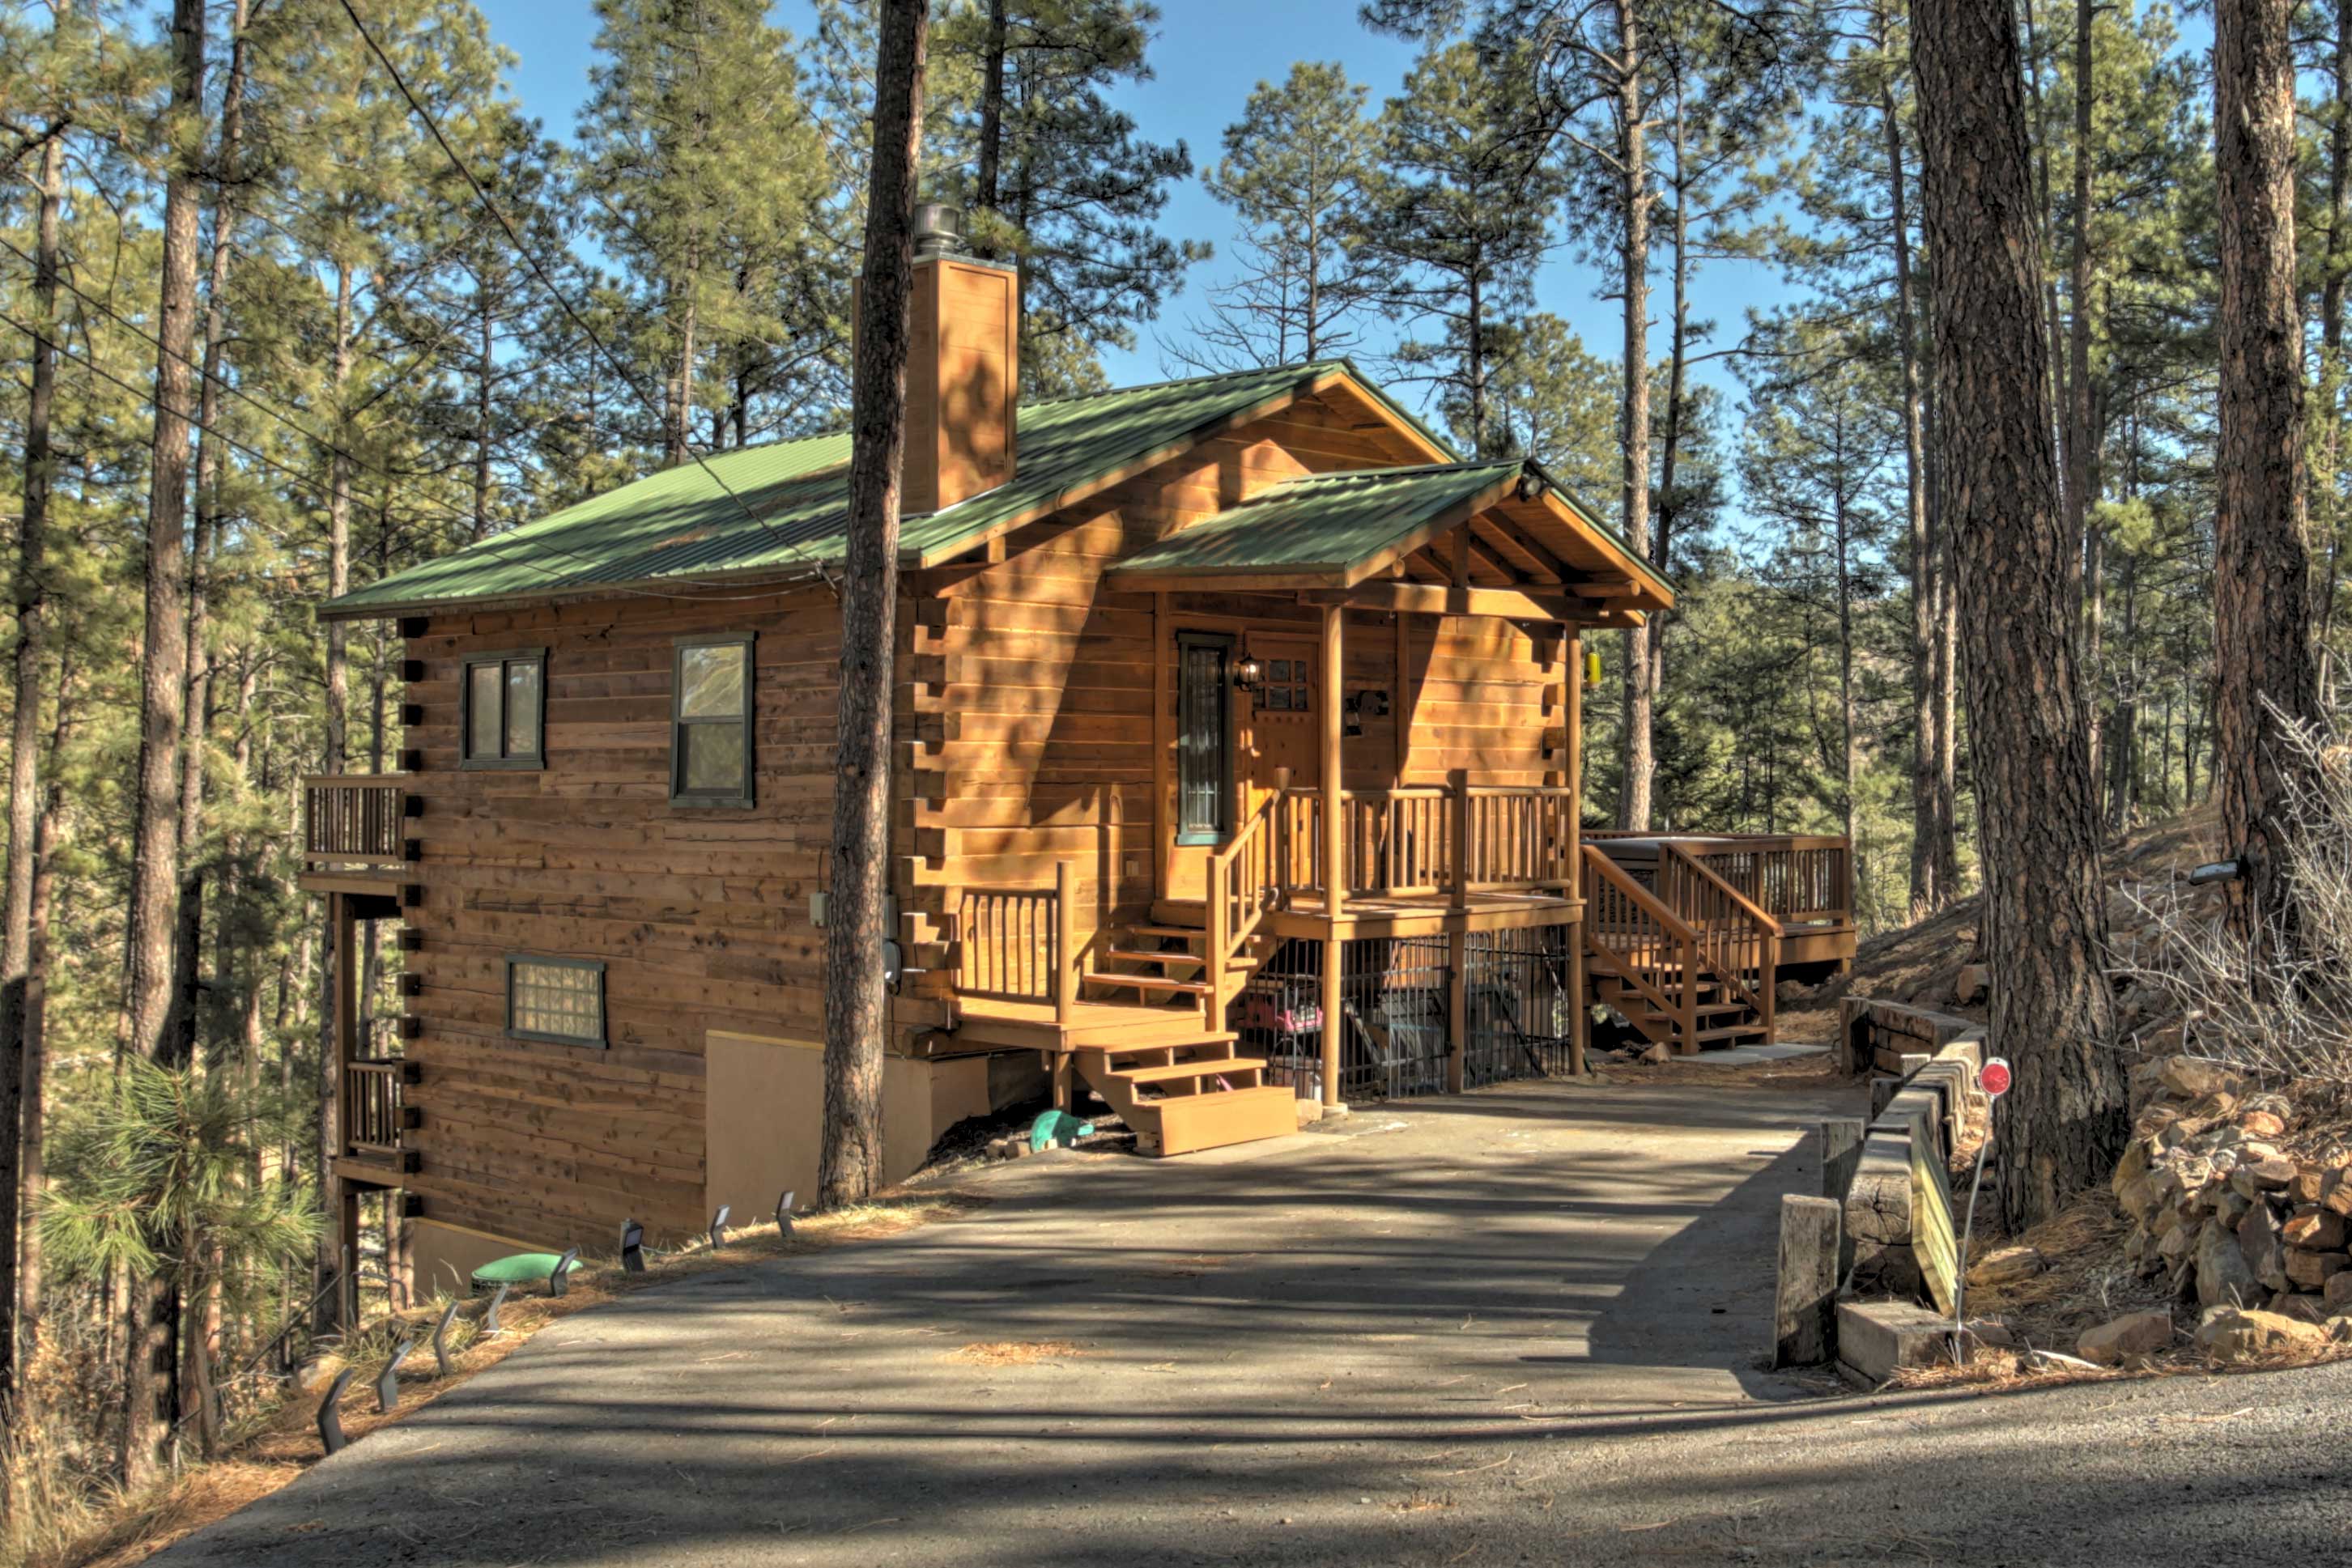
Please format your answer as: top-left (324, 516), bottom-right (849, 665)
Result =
top-left (1980, 1057), bottom-right (2012, 1098)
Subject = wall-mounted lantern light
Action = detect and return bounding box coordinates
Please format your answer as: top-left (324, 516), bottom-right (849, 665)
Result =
top-left (1233, 653), bottom-right (1264, 692)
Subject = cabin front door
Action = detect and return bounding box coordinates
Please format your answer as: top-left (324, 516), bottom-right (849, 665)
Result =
top-left (1241, 630), bottom-right (1319, 814)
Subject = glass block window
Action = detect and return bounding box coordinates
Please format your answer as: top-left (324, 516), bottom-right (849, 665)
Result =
top-left (672, 635), bottom-right (754, 805)
top-left (1176, 632), bottom-right (1231, 845)
top-left (506, 957), bottom-right (606, 1046)
top-left (461, 650), bottom-right (545, 767)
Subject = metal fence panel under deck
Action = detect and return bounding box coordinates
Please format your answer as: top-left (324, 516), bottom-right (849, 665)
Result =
top-left (1231, 929), bottom-right (1573, 1101)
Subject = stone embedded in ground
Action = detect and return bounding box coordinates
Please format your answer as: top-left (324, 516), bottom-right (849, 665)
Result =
top-left (2197, 1219), bottom-right (2262, 1310)
top-left (1953, 963), bottom-right (1988, 1005)
top-left (1968, 1244), bottom-right (2047, 1287)
top-left (2282, 1209), bottom-right (2349, 1251)
top-left (2269, 1294), bottom-right (2330, 1326)
top-left (2236, 1110), bottom-right (2286, 1140)
top-left (2192, 1307), bottom-right (2331, 1365)
top-left (2158, 1056), bottom-right (2244, 1102)
top-left (2326, 1270), bottom-right (2352, 1312)
top-left (1639, 1042), bottom-right (1671, 1065)
top-left (2290, 1166), bottom-right (2329, 1205)
top-left (2078, 1310), bottom-right (2175, 1366)
top-left (2284, 1248), bottom-right (2352, 1291)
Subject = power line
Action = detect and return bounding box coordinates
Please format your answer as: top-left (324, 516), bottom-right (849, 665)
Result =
top-left (0, 308), bottom-right (811, 607)
top-left (335, 0), bottom-right (839, 597)
top-left (0, 232), bottom-right (730, 588)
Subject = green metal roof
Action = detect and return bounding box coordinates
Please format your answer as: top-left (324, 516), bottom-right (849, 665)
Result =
top-left (1109, 461), bottom-right (1521, 579)
top-left (323, 359), bottom-right (1446, 619)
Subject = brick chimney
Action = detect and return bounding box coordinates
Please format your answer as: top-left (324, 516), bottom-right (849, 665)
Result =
top-left (898, 203), bottom-right (1018, 514)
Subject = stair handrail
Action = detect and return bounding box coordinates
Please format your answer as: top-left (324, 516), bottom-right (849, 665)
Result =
top-left (1206, 769), bottom-right (1288, 1018)
top-left (1579, 844), bottom-right (1700, 1045)
top-left (1661, 841), bottom-right (1780, 1041)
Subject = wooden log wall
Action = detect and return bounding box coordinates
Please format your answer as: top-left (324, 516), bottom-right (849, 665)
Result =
top-left (400, 585), bottom-right (851, 1247)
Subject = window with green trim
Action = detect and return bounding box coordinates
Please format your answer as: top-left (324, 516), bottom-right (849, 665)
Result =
top-left (1176, 632), bottom-right (1231, 845)
top-left (671, 635), bottom-right (754, 806)
top-left (506, 956), bottom-right (605, 1046)
top-left (461, 649), bottom-right (545, 769)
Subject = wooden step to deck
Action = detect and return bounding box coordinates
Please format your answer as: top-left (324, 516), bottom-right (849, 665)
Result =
top-left (1085, 971), bottom-right (1210, 997)
top-left (1115, 1055), bottom-right (1268, 1085)
top-left (1128, 924), bottom-right (1210, 944)
top-left (1105, 947), bottom-right (1206, 969)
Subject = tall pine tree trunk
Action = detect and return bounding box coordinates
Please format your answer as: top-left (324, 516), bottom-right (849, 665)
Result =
top-left (1880, 31), bottom-right (1942, 917)
top-left (819, 0), bottom-right (929, 1208)
top-left (168, 0), bottom-right (251, 1066)
top-left (0, 128), bottom-right (62, 1406)
top-left (2214, 0), bottom-right (2320, 967)
top-left (15, 656), bottom-right (72, 1382)
top-left (121, 0), bottom-right (207, 1485)
top-left (1914, 0), bottom-right (2124, 1228)
top-left (1613, 0), bottom-right (1654, 830)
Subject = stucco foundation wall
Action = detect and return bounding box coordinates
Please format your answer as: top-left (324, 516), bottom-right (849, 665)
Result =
top-left (409, 1217), bottom-right (551, 1298)
top-left (703, 1033), bottom-right (1017, 1234)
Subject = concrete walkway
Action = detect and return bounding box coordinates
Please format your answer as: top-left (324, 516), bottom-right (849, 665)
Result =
top-left (151, 1075), bottom-right (2352, 1566)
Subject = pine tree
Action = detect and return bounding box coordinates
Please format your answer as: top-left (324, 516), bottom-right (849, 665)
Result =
top-left (1178, 61), bottom-right (1380, 369)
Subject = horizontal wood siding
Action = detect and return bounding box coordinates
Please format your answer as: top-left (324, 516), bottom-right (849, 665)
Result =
top-left (402, 587), bottom-right (847, 1248)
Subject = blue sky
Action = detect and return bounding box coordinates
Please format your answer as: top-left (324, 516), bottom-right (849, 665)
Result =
top-left (474, 0), bottom-right (1796, 435)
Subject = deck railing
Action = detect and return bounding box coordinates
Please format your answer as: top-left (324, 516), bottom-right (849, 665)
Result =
top-left (1587, 831), bottom-right (1852, 928)
top-left (1579, 846), bottom-right (1699, 1044)
top-left (304, 775), bottom-right (411, 866)
top-left (1277, 780), bottom-right (1573, 902)
top-left (955, 869), bottom-right (1074, 1015)
top-left (342, 1058), bottom-right (415, 1160)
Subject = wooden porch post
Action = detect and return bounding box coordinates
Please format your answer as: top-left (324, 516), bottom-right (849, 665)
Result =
top-left (328, 891), bottom-right (357, 1329)
top-left (1320, 603), bottom-right (1345, 1110)
top-left (1564, 629), bottom-right (1588, 1077)
top-left (1446, 765), bottom-right (1469, 1094)
top-left (1053, 857), bottom-right (1077, 1026)
top-left (1152, 592), bottom-right (1172, 904)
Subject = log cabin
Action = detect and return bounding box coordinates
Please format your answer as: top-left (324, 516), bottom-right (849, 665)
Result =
top-left (298, 209), bottom-right (1852, 1294)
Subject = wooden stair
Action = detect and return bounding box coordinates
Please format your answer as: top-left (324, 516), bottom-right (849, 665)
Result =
top-left (1590, 965), bottom-right (1769, 1056)
top-left (1073, 1034), bottom-right (1297, 1157)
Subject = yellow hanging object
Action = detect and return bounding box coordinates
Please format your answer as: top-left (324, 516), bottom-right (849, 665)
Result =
top-left (1583, 649), bottom-right (1603, 690)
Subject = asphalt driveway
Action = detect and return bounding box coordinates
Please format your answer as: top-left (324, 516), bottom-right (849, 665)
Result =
top-left (147, 1073), bottom-right (2352, 1566)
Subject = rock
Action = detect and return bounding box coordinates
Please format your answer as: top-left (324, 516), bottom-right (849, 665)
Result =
top-left (1638, 1042), bottom-right (1671, 1065)
top-left (2289, 1166), bottom-right (2329, 1205)
top-left (2330, 1315), bottom-right (2352, 1345)
top-left (2238, 1205), bottom-right (2290, 1292)
top-left (2283, 1209), bottom-right (2350, 1251)
top-left (2323, 1168), bottom-right (2352, 1219)
top-left (1961, 1318), bottom-right (2016, 1350)
top-left (2327, 1270), bottom-right (2352, 1312)
top-left (2112, 1135), bottom-right (2158, 1192)
top-left (2192, 1307), bottom-right (2331, 1365)
top-left (2236, 1110), bottom-right (2286, 1140)
top-left (1969, 1245), bottom-right (2047, 1287)
top-left (1953, 963), bottom-right (1988, 1005)
top-left (2211, 1188), bottom-right (2254, 1228)
top-left (2158, 1222), bottom-right (2199, 1264)
top-left (2078, 1310), bottom-right (2175, 1366)
top-left (2196, 1219), bottom-right (2263, 1311)
top-left (2134, 1103), bottom-right (2184, 1140)
top-left (2285, 1249), bottom-right (2351, 1291)
top-left (2231, 1158), bottom-right (2298, 1198)
top-left (2185, 1091), bottom-right (2242, 1122)
top-left (2238, 1140), bottom-right (2286, 1164)
top-left (2269, 1293), bottom-right (2330, 1326)
top-left (2158, 1056), bottom-right (2244, 1102)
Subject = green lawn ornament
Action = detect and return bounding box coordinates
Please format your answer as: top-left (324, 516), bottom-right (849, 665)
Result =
top-left (1028, 1108), bottom-right (1094, 1152)
top-left (470, 1246), bottom-right (579, 1298)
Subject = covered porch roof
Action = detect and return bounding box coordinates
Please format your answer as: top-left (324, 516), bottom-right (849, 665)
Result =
top-left (1104, 457), bottom-right (1673, 626)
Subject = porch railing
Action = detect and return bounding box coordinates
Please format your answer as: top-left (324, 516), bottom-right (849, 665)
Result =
top-left (1277, 780), bottom-right (1576, 902)
top-left (1579, 846), bottom-right (1699, 1044)
top-left (304, 775), bottom-right (412, 866)
top-left (342, 1058), bottom-right (417, 1161)
top-left (955, 864), bottom-right (1076, 1018)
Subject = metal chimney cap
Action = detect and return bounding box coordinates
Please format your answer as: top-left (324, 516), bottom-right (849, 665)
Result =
top-left (912, 202), bottom-right (964, 259)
